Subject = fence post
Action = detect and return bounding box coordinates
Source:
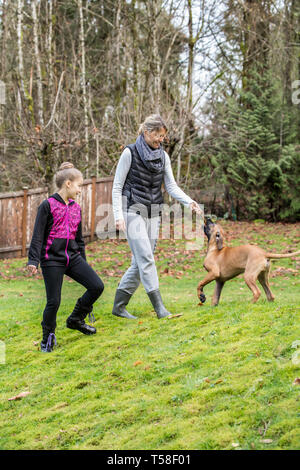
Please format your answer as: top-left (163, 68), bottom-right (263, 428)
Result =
top-left (22, 187), bottom-right (28, 257)
top-left (90, 176), bottom-right (96, 242)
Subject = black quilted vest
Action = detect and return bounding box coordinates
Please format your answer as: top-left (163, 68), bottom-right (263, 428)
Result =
top-left (122, 144), bottom-right (165, 217)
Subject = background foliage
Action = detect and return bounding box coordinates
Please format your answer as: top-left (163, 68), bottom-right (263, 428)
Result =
top-left (0, 0), bottom-right (299, 220)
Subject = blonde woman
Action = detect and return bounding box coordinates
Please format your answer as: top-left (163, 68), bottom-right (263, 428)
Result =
top-left (112, 115), bottom-right (201, 320)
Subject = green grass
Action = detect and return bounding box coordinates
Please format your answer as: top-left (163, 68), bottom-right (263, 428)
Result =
top-left (0, 221), bottom-right (299, 450)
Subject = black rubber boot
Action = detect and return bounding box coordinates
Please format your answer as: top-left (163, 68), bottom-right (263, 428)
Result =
top-left (147, 289), bottom-right (171, 319)
top-left (66, 299), bottom-right (97, 335)
top-left (41, 327), bottom-right (56, 352)
top-left (112, 289), bottom-right (137, 319)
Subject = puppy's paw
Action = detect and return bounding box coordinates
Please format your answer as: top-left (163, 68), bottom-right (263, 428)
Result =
top-left (199, 293), bottom-right (206, 303)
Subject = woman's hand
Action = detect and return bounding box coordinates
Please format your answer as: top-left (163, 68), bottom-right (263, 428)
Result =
top-left (189, 201), bottom-right (203, 216)
top-left (27, 265), bottom-right (38, 275)
top-left (115, 219), bottom-right (126, 232)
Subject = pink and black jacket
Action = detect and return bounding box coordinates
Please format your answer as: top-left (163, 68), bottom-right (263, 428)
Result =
top-left (28, 193), bottom-right (86, 268)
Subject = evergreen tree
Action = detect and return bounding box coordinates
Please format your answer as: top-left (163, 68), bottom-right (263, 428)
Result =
top-left (204, 70), bottom-right (300, 220)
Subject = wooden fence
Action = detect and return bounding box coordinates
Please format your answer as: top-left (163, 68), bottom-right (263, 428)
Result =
top-left (0, 176), bottom-right (114, 259)
top-left (0, 176), bottom-right (225, 260)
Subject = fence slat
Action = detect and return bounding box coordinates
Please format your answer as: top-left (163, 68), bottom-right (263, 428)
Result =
top-left (90, 176), bottom-right (96, 242)
top-left (22, 187), bottom-right (28, 257)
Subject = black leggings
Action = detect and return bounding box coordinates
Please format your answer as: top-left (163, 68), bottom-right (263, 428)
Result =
top-left (41, 256), bottom-right (104, 330)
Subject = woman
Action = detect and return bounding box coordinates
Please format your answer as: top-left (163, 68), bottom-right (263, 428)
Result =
top-left (112, 114), bottom-right (201, 320)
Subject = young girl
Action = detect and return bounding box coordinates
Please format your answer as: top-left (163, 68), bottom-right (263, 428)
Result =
top-left (27, 162), bottom-right (104, 352)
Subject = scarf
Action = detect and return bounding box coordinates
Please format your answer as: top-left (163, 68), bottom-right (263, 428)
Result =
top-left (135, 133), bottom-right (165, 173)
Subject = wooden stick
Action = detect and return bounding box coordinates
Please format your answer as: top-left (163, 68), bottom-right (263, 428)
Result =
top-left (90, 176), bottom-right (96, 242)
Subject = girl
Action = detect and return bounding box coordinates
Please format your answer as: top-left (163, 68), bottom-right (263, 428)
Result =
top-left (27, 162), bottom-right (104, 352)
top-left (112, 114), bottom-right (202, 320)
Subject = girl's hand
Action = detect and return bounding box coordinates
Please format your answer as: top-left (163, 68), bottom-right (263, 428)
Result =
top-left (189, 201), bottom-right (203, 216)
top-left (27, 265), bottom-right (38, 275)
top-left (115, 219), bottom-right (126, 232)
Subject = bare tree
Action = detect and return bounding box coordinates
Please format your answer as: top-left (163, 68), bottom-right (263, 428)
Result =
top-left (78, 0), bottom-right (89, 175)
top-left (146, 0), bottom-right (162, 112)
top-left (17, 0), bottom-right (25, 117)
top-left (32, 0), bottom-right (44, 127)
top-left (175, 0), bottom-right (207, 183)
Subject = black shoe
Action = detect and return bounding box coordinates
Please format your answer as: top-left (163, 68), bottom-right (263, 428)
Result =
top-left (41, 332), bottom-right (56, 352)
top-left (112, 289), bottom-right (137, 319)
top-left (147, 289), bottom-right (172, 319)
top-left (66, 318), bottom-right (96, 335)
top-left (66, 298), bottom-right (97, 335)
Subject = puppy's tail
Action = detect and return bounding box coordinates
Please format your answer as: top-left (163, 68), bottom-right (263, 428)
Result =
top-left (265, 250), bottom-right (300, 259)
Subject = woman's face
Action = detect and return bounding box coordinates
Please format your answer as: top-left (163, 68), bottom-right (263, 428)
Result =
top-left (144, 127), bottom-right (167, 149)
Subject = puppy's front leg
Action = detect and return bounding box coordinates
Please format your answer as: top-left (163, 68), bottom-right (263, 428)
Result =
top-left (197, 271), bottom-right (219, 304)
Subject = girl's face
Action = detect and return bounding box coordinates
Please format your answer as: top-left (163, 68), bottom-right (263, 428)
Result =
top-left (65, 176), bottom-right (83, 199)
top-left (144, 127), bottom-right (167, 149)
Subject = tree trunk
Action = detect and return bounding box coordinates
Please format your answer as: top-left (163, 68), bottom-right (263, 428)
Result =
top-left (241, 0), bottom-right (271, 91)
top-left (47, 0), bottom-right (54, 110)
top-left (1, 0), bottom-right (7, 80)
top-left (78, 0), bottom-right (89, 175)
top-left (32, 0), bottom-right (44, 127)
top-left (129, 0), bottom-right (139, 119)
top-left (17, 0), bottom-right (25, 117)
top-left (147, 0), bottom-right (161, 113)
top-left (176, 0), bottom-right (201, 183)
top-left (295, 0), bottom-right (300, 140)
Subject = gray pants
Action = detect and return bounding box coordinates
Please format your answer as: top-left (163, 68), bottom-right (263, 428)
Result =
top-left (118, 212), bottom-right (161, 294)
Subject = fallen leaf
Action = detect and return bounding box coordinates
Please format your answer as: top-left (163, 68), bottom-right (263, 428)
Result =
top-left (232, 443), bottom-right (240, 448)
top-left (8, 391), bottom-right (30, 401)
top-left (133, 360), bottom-right (142, 367)
top-left (260, 439), bottom-right (273, 444)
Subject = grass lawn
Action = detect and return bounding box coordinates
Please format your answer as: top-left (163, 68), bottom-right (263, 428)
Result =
top-left (0, 221), bottom-right (299, 450)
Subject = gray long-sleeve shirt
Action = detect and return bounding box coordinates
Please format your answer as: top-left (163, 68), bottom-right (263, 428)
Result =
top-left (112, 147), bottom-right (194, 221)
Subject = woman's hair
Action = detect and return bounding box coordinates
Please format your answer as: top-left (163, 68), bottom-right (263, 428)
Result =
top-left (138, 114), bottom-right (168, 135)
top-left (55, 162), bottom-right (83, 189)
